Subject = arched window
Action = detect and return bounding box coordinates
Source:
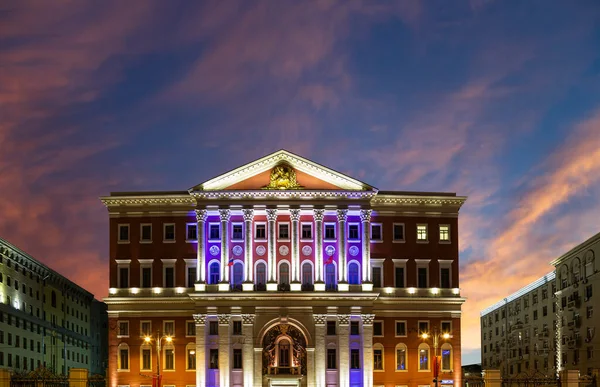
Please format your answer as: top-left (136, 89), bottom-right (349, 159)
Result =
top-left (279, 262), bottom-right (290, 285)
top-left (51, 291), bottom-right (57, 308)
top-left (585, 250), bottom-right (595, 278)
top-left (232, 262), bottom-right (243, 286)
top-left (418, 343), bottom-right (430, 371)
top-left (302, 262), bottom-right (313, 285)
top-left (256, 262), bottom-right (267, 285)
top-left (186, 343), bottom-right (196, 370)
top-left (163, 343), bottom-right (175, 370)
top-left (140, 344), bottom-right (152, 371)
top-left (395, 343), bottom-right (407, 371)
top-left (348, 262), bottom-right (360, 285)
top-left (117, 343), bottom-right (129, 370)
top-left (441, 343), bottom-right (452, 371)
top-left (208, 262), bottom-right (220, 285)
top-left (573, 258), bottom-right (581, 282)
top-left (325, 263), bottom-right (336, 290)
top-left (373, 343), bottom-right (384, 371)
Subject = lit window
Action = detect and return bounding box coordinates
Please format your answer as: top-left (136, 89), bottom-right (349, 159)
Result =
top-left (396, 344), bottom-right (407, 371)
top-left (373, 345), bottom-right (384, 370)
top-left (419, 344), bottom-right (430, 371)
top-left (417, 225), bottom-right (428, 241)
top-left (439, 225), bottom-right (450, 242)
top-left (186, 346), bottom-right (196, 370)
top-left (351, 349), bottom-right (360, 369)
top-left (441, 343), bottom-right (452, 371)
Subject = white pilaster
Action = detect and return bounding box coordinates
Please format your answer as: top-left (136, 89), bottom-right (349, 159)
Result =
top-left (195, 209), bottom-right (208, 291)
top-left (314, 314), bottom-right (327, 387)
top-left (338, 314), bottom-right (350, 387)
top-left (307, 347), bottom-right (316, 387)
top-left (362, 313), bottom-right (375, 387)
top-left (254, 348), bottom-right (263, 387)
top-left (193, 314), bottom-right (207, 387)
top-left (337, 209), bottom-right (348, 291)
top-left (242, 209), bottom-right (254, 291)
top-left (219, 209), bottom-right (231, 288)
top-left (218, 314), bottom-right (231, 387)
top-left (266, 208), bottom-right (278, 290)
top-left (360, 209), bottom-right (372, 291)
top-left (314, 209), bottom-right (325, 291)
top-left (242, 314), bottom-right (255, 387)
top-left (290, 208), bottom-right (301, 290)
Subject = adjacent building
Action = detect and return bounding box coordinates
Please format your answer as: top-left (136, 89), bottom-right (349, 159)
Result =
top-left (0, 237), bottom-right (108, 376)
top-left (481, 231), bottom-right (600, 377)
top-left (102, 149), bottom-right (467, 387)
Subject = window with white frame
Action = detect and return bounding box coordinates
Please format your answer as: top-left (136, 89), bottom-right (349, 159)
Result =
top-left (396, 343), bottom-right (407, 371)
top-left (370, 223), bottom-right (383, 242)
top-left (348, 224), bottom-right (359, 240)
top-left (418, 320), bottom-right (430, 335)
top-left (141, 345), bottom-right (152, 370)
top-left (372, 259), bottom-right (384, 288)
top-left (416, 259), bottom-right (430, 288)
top-left (186, 321), bottom-right (195, 337)
top-left (118, 321), bottom-right (129, 337)
top-left (439, 260), bottom-right (453, 289)
top-left (140, 224), bottom-right (152, 243)
top-left (441, 321), bottom-right (452, 335)
top-left (301, 223), bottom-right (312, 240)
top-left (163, 321), bottom-right (175, 337)
top-left (118, 343), bottom-right (129, 371)
top-left (255, 223), bottom-right (266, 240)
top-left (393, 223), bottom-right (405, 242)
top-left (185, 259), bottom-right (197, 288)
top-left (441, 343), bottom-right (452, 371)
top-left (208, 223), bottom-right (220, 241)
top-left (439, 225), bottom-right (450, 243)
top-left (186, 224), bottom-right (197, 241)
top-left (140, 260), bottom-right (153, 288)
top-left (393, 259), bottom-right (407, 288)
top-left (395, 321), bottom-right (407, 337)
top-left (162, 259), bottom-right (176, 288)
top-left (140, 321), bottom-right (151, 337)
top-left (278, 223), bottom-right (290, 240)
top-left (164, 345), bottom-right (174, 370)
top-left (118, 224), bottom-right (130, 243)
top-left (186, 343), bottom-right (196, 370)
top-left (324, 223), bottom-right (336, 240)
top-left (373, 320), bottom-right (384, 337)
top-left (373, 343), bottom-right (384, 371)
top-left (116, 260), bottom-right (131, 288)
top-left (418, 343), bottom-right (430, 371)
top-left (232, 223), bottom-right (243, 241)
top-left (416, 224), bottom-right (428, 241)
top-left (163, 224), bottom-right (175, 242)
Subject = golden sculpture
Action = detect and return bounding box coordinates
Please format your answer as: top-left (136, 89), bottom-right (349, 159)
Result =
top-left (263, 164), bottom-right (303, 190)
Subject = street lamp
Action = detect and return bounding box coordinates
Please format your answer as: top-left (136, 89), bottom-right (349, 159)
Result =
top-left (143, 333), bottom-right (173, 387)
top-left (421, 329), bottom-right (453, 387)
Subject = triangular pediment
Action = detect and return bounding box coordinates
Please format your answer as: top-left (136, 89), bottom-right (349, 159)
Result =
top-left (190, 150), bottom-right (376, 192)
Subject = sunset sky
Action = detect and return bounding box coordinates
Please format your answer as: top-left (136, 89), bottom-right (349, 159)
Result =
top-left (2, 0), bottom-right (600, 365)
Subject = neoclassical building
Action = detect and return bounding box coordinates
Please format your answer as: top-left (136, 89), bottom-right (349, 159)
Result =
top-left (103, 150), bottom-right (466, 387)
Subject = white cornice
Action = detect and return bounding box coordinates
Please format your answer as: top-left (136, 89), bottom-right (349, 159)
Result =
top-left (100, 195), bottom-right (195, 208)
top-left (193, 149), bottom-right (376, 192)
top-left (190, 190), bottom-right (376, 200)
top-left (371, 195), bottom-right (467, 208)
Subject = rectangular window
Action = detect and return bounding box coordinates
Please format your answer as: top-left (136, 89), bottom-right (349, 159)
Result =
top-left (118, 225), bottom-right (130, 242)
top-left (209, 349), bottom-right (218, 369)
top-left (586, 285), bottom-right (593, 299)
top-left (233, 320), bottom-right (242, 336)
top-left (301, 223), bottom-right (312, 239)
top-left (209, 321), bottom-right (218, 336)
top-left (348, 224), bottom-right (359, 240)
top-left (163, 321), bottom-right (174, 336)
top-left (142, 268), bottom-right (152, 288)
top-left (439, 225), bottom-right (450, 242)
top-left (141, 224), bottom-right (152, 242)
top-left (164, 267), bottom-right (174, 288)
top-left (324, 224), bottom-right (336, 240)
top-left (233, 349), bottom-right (242, 369)
top-left (119, 348), bottom-right (129, 370)
top-left (209, 224), bottom-right (220, 240)
top-left (186, 224), bottom-right (197, 241)
top-left (278, 223), bottom-right (289, 239)
top-left (118, 321), bottom-right (129, 337)
top-left (327, 349), bottom-right (337, 369)
top-left (164, 349), bottom-right (174, 370)
top-left (187, 267), bottom-right (196, 288)
top-left (255, 224), bottom-right (266, 240)
top-left (351, 349), bottom-right (360, 369)
top-left (373, 321), bottom-right (383, 337)
top-left (418, 321), bottom-right (430, 335)
top-left (370, 224), bottom-right (382, 241)
top-left (396, 321), bottom-right (407, 337)
top-left (350, 321), bottom-right (359, 336)
top-left (119, 268), bottom-right (129, 288)
top-left (397, 347), bottom-right (406, 370)
top-left (393, 224), bottom-right (405, 242)
top-left (164, 224), bottom-right (175, 241)
top-left (373, 349), bottom-right (383, 370)
top-left (232, 224), bottom-right (243, 240)
top-left (142, 349), bottom-right (151, 370)
top-left (373, 267), bottom-right (382, 288)
top-left (418, 267), bottom-right (428, 288)
top-left (141, 321), bottom-right (151, 337)
top-left (186, 321), bottom-right (195, 337)
top-left (440, 268), bottom-right (451, 288)
top-left (417, 224), bottom-right (428, 241)
top-left (395, 267), bottom-right (405, 288)
top-left (327, 321), bottom-right (336, 336)
top-left (187, 348), bottom-right (196, 370)
top-left (441, 321), bottom-right (452, 334)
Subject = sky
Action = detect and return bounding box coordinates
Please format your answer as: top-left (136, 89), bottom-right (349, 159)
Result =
top-left (1, 0), bottom-right (600, 366)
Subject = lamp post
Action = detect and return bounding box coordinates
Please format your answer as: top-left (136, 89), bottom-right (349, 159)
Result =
top-left (144, 332), bottom-right (173, 387)
top-left (421, 329), bottom-right (452, 387)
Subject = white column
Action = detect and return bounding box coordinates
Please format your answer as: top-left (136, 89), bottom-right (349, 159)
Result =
top-left (218, 314), bottom-right (231, 387)
top-left (314, 314), bottom-right (327, 387)
top-left (242, 209), bottom-right (254, 291)
top-left (307, 347), bottom-right (316, 387)
top-left (242, 314), bottom-right (255, 387)
top-left (193, 314), bottom-right (207, 387)
top-left (253, 348), bottom-right (263, 387)
top-left (360, 209), bottom-right (372, 291)
top-left (338, 314), bottom-right (350, 387)
top-left (266, 208), bottom-right (278, 290)
top-left (219, 209), bottom-right (231, 290)
top-left (290, 208), bottom-right (301, 290)
top-left (337, 209), bottom-right (348, 291)
top-left (361, 314), bottom-right (375, 387)
top-left (313, 209), bottom-right (325, 291)
top-left (195, 209), bottom-right (208, 291)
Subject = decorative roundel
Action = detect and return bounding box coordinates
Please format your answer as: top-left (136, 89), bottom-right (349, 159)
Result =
top-left (325, 245), bottom-right (336, 257)
top-left (256, 245), bottom-right (266, 256)
top-left (209, 245), bottom-right (220, 256)
top-left (302, 245), bottom-right (313, 256)
top-left (232, 245), bottom-right (243, 257)
top-left (279, 245), bottom-right (290, 256)
top-left (349, 246), bottom-right (359, 257)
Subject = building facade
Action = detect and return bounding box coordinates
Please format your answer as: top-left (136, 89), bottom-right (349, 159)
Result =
top-left (480, 272), bottom-right (557, 377)
top-left (0, 237), bottom-right (108, 376)
top-left (103, 150), bottom-right (466, 387)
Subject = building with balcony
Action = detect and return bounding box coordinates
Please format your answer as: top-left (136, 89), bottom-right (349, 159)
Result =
top-left (102, 149), bottom-right (467, 387)
top-left (0, 237), bottom-right (108, 376)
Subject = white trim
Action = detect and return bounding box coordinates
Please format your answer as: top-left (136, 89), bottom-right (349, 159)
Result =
top-left (324, 222), bottom-right (337, 241)
top-left (439, 224), bottom-right (451, 244)
top-left (371, 258), bottom-right (385, 288)
top-left (300, 222), bottom-right (313, 241)
top-left (116, 261), bottom-right (131, 288)
top-left (277, 260), bottom-right (291, 284)
top-left (254, 222), bottom-right (267, 241)
top-left (392, 223), bottom-right (405, 243)
top-left (163, 223), bottom-right (176, 243)
top-left (140, 320), bottom-right (152, 337)
top-left (395, 343), bottom-right (408, 372)
top-left (373, 342), bottom-right (385, 372)
top-left (231, 222), bottom-right (244, 242)
top-left (393, 259), bottom-right (408, 288)
top-left (416, 224), bottom-right (428, 243)
top-left (207, 222), bottom-right (221, 242)
top-left (254, 259), bottom-right (268, 285)
top-left (373, 320), bottom-right (384, 337)
top-left (230, 259), bottom-right (245, 284)
top-left (118, 224), bottom-right (130, 244)
top-left (185, 223), bottom-right (198, 243)
top-left (117, 320), bottom-right (129, 338)
top-left (184, 259), bottom-right (197, 288)
top-left (140, 223), bottom-right (152, 243)
top-left (439, 259), bottom-right (453, 289)
top-left (162, 259), bottom-right (176, 288)
top-left (418, 343), bottom-right (430, 372)
top-left (185, 320), bottom-right (196, 337)
top-left (207, 259), bottom-right (220, 285)
top-left (117, 343), bottom-right (130, 371)
top-left (416, 260), bottom-right (430, 288)
top-left (347, 259), bottom-right (361, 285)
top-left (395, 320), bottom-right (407, 337)
top-left (440, 342), bottom-right (453, 371)
top-left (163, 320), bottom-right (175, 337)
top-left (347, 222), bottom-right (360, 242)
top-left (441, 320), bottom-right (452, 334)
top-left (301, 260), bottom-right (314, 285)
top-left (139, 261), bottom-right (152, 288)
top-left (140, 344), bottom-right (152, 371)
top-left (162, 343), bottom-right (175, 371)
top-left (186, 342), bottom-right (196, 371)
top-left (418, 320), bottom-right (430, 335)
top-left (370, 223), bottom-right (383, 243)
top-left (277, 222), bottom-right (291, 242)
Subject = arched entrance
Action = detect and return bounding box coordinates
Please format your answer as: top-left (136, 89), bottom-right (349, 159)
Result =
top-left (262, 324), bottom-right (306, 377)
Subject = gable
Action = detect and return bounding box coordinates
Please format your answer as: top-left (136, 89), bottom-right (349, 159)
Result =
top-left (191, 149), bottom-right (376, 192)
